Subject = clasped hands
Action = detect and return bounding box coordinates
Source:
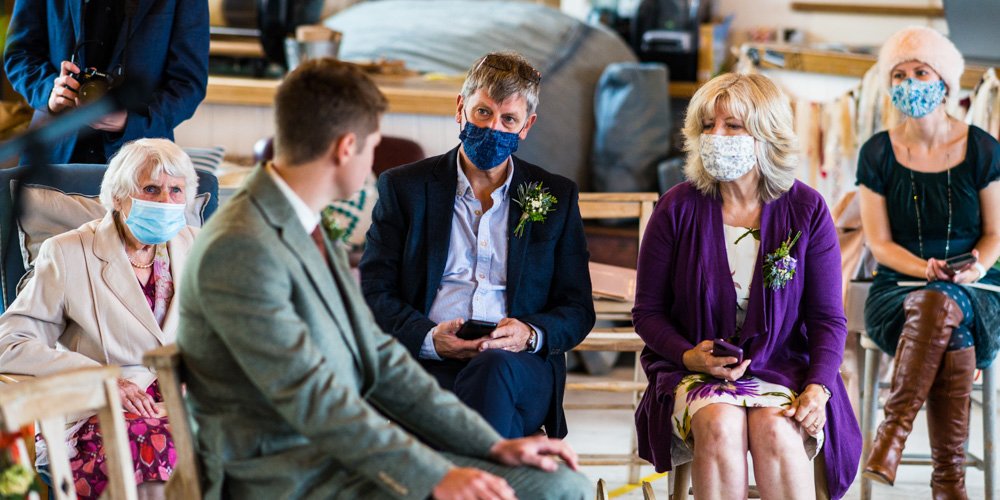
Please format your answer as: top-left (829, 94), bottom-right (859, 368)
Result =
top-left (47, 60), bottom-right (126, 132)
top-left (432, 317), bottom-right (532, 360)
top-left (116, 378), bottom-right (165, 418)
top-left (432, 435), bottom-right (578, 500)
top-left (683, 340), bottom-right (829, 435)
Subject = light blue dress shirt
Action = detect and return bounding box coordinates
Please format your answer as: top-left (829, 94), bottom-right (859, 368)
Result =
top-left (420, 158), bottom-right (544, 360)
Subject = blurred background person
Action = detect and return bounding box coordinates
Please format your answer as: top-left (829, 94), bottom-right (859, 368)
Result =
top-left (3, 0), bottom-right (208, 164)
top-left (0, 139), bottom-right (200, 499)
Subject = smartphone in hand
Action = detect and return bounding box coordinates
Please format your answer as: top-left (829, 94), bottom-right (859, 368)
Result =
top-left (455, 319), bottom-right (498, 340)
top-left (944, 252), bottom-right (976, 275)
top-left (712, 339), bottom-right (744, 368)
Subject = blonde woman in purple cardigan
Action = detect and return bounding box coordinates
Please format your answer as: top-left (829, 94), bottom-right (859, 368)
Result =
top-left (632, 73), bottom-right (861, 499)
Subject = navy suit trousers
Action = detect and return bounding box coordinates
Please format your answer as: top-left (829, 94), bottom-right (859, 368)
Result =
top-left (420, 350), bottom-right (553, 439)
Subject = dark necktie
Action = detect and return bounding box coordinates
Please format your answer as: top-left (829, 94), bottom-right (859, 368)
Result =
top-left (311, 226), bottom-right (330, 268)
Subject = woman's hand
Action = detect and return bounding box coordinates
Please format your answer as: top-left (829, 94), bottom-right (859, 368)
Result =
top-left (682, 340), bottom-right (751, 381)
top-left (783, 383), bottom-right (830, 435)
top-left (948, 249), bottom-right (982, 284)
top-left (925, 258), bottom-right (952, 282)
top-left (117, 378), bottom-right (157, 418)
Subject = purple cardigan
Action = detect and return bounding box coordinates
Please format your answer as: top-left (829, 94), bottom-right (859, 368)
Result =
top-left (632, 181), bottom-right (861, 500)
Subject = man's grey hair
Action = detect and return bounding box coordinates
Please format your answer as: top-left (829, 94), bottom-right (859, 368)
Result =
top-left (100, 138), bottom-right (199, 211)
top-left (461, 52), bottom-right (541, 115)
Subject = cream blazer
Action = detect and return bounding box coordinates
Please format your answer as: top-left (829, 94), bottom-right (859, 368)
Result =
top-left (0, 212), bottom-right (197, 388)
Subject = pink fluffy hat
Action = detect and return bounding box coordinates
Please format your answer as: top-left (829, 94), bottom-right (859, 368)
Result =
top-left (877, 26), bottom-right (965, 96)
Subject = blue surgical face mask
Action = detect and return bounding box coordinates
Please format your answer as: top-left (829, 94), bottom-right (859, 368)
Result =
top-left (124, 198), bottom-right (187, 245)
top-left (458, 113), bottom-right (522, 171)
top-left (891, 78), bottom-right (947, 118)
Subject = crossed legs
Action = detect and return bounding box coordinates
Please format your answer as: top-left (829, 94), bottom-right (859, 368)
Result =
top-left (690, 404), bottom-right (815, 500)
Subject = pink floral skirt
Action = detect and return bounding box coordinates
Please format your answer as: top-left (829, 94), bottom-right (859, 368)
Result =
top-left (66, 381), bottom-right (175, 499)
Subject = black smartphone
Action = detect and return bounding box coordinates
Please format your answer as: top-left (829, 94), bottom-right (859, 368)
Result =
top-left (944, 252), bottom-right (976, 274)
top-left (456, 319), bottom-right (498, 340)
top-left (712, 339), bottom-right (744, 368)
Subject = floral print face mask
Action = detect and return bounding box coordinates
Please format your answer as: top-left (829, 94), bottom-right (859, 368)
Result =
top-left (890, 78), bottom-right (946, 118)
top-left (699, 133), bottom-right (757, 182)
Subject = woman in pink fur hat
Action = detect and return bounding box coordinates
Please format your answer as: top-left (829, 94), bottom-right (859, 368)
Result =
top-left (857, 26), bottom-right (1000, 499)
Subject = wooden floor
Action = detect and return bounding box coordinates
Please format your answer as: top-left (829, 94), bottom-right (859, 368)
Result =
top-left (565, 367), bottom-right (989, 499)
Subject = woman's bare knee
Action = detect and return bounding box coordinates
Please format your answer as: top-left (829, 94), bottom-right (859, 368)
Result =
top-left (691, 404), bottom-right (747, 450)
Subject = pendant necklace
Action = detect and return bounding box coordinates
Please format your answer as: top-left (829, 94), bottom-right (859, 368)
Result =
top-left (907, 144), bottom-right (953, 260)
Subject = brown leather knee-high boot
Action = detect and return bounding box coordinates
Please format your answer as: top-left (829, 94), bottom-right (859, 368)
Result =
top-left (927, 347), bottom-right (975, 500)
top-left (863, 289), bottom-right (965, 486)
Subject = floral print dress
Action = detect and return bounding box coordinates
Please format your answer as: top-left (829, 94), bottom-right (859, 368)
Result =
top-left (62, 245), bottom-right (177, 499)
top-left (670, 225), bottom-right (824, 466)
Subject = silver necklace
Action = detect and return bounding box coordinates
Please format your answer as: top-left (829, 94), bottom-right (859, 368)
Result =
top-left (906, 146), bottom-right (953, 260)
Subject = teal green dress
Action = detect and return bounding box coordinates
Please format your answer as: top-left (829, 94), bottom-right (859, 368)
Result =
top-left (855, 126), bottom-right (1000, 369)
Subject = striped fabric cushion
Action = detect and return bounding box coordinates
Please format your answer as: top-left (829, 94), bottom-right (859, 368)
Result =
top-left (183, 146), bottom-right (225, 173)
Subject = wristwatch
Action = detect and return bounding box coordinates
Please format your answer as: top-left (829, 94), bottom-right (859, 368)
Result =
top-left (819, 384), bottom-right (832, 399)
top-left (525, 326), bottom-right (538, 352)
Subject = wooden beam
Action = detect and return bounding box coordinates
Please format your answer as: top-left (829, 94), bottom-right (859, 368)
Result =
top-left (744, 43), bottom-right (989, 89)
top-left (791, 2), bottom-right (944, 17)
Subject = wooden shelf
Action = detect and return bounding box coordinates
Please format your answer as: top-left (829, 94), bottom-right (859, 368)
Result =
top-left (744, 43), bottom-right (990, 89)
top-left (205, 74), bottom-right (460, 115)
top-left (791, 2), bottom-right (944, 17)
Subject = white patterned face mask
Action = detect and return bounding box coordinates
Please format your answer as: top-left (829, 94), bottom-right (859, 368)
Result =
top-left (699, 133), bottom-right (757, 182)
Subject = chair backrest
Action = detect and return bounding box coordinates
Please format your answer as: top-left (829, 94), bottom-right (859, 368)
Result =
top-left (578, 192), bottom-right (658, 245)
top-left (0, 366), bottom-right (137, 500)
top-left (0, 163), bottom-right (219, 310)
top-left (143, 344), bottom-right (202, 500)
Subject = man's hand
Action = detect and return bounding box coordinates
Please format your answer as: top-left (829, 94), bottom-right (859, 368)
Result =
top-left (433, 318), bottom-right (486, 360)
top-left (488, 435), bottom-right (580, 472)
top-left (432, 467), bottom-right (514, 500)
top-left (481, 317), bottom-right (532, 352)
top-left (48, 61), bottom-right (81, 114)
top-left (681, 340), bottom-right (751, 381)
top-left (91, 110), bottom-right (127, 133)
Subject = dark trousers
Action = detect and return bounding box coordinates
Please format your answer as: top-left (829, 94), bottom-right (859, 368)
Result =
top-left (420, 350), bottom-right (553, 438)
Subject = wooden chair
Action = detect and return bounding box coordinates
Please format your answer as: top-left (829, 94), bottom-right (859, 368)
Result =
top-left (143, 344), bottom-right (202, 500)
top-left (567, 192), bottom-right (657, 484)
top-left (0, 366), bottom-right (136, 500)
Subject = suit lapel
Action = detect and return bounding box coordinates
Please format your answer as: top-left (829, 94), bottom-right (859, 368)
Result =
top-left (423, 150), bottom-right (459, 312)
top-left (109, 0), bottom-right (154, 66)
top-left (92, 213), bottom-right (164, 344)
top-left (505, 161), bottom-right (530, 310)
top-left (247, 167), bottom-right (362, 362)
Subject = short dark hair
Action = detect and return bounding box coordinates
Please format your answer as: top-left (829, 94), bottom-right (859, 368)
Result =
top-left (274, 59), bottom-right (388, 165)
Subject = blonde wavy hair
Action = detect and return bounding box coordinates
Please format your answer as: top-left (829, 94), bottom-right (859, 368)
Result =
top-left (682, 73), bottom-right (798, 202)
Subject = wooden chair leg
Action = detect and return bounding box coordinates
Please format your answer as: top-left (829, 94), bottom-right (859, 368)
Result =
top-left (671, 463), bottom-right (690, 500)
top-left (596, 478), bottom-right (608, 500)
top-left (641, 480), bottom-right (657, 500)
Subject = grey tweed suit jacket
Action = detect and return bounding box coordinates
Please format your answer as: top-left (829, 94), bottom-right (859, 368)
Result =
top-left (177, 166), bottom-right (502, 499)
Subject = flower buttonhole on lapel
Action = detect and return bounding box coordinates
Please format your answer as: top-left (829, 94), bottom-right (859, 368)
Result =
top-left (512, 181), bottom-right (557, 238)
top-left (764, 230), bottom-right (801, 290)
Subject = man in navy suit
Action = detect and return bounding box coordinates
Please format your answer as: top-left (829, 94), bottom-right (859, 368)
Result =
top-left (361, 52), bottom-right (595, 439)
top-left (4, 0), bottom-right (208, 164)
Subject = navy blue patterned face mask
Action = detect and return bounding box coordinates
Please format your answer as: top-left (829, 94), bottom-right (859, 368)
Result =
top-left (891, 78), bottom-right (947, 118)
top-left (458, 119), bottom-right (521, 171)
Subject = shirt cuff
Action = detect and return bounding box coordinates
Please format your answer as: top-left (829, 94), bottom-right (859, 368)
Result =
top-left (419, 329), bottom-right (442, 361)
top-left (527, 323), bottom-right (545, 353)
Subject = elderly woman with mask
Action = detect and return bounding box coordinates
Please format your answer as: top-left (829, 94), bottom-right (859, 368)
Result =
top-left (632, 73), bottom-right (861, 499)
top-left (0, 138), bottom-right (199, 500)
top-left (859, 27), bottom-right (1000, 499)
